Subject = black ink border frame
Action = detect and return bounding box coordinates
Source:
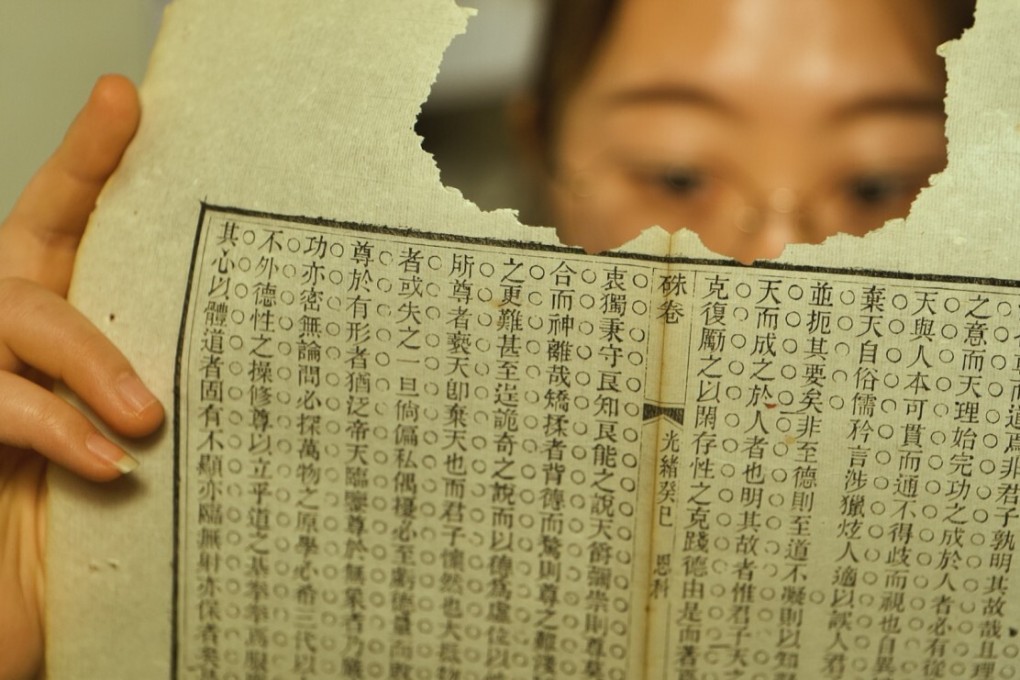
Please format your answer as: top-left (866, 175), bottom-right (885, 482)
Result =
top-left (172, 201), bottom-right (1020, 678)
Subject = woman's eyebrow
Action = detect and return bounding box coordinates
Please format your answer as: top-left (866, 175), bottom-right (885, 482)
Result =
top-left (601, 84), bottom-right (741, 118)
top-left (830, 92), bottom-right (945, 122)
top-left (600, 85), bottom-right (944, 123)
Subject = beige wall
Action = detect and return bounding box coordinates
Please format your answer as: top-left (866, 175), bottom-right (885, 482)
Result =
top-left (0, 1), bottom-right (542, 217)
top-left (0, 1), bottom-right (161, 216)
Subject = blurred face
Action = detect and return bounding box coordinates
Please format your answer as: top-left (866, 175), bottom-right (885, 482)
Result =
top-left (549, 0), bottom-right (951, 263)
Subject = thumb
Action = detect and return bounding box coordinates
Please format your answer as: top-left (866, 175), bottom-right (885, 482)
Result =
top-left (0, 74), bottom-right (140, 296)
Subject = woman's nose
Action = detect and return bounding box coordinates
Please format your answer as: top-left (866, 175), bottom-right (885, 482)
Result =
top-left (734, 219), bottom-right (798, 264)
top-left (723, 187), bottom-right (806, 263)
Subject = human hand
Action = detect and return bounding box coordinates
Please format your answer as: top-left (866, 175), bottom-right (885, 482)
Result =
top-left (0, 75), bottom-right (164, 680)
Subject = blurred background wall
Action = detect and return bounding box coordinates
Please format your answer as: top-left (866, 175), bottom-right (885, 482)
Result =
top-left (0, 0), bottom-right (167, 216)
top-left (419, 0), bottom-right (546, 224)
top-left (0, 0), bottom-right (544, 221)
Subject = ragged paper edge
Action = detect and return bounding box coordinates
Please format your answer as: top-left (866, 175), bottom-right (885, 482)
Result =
top-left (47, 0), bottom-right (1018, 677)
top-left (689, 0), bottom-right (1020, 274)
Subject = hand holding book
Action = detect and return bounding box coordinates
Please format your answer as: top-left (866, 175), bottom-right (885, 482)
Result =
top-left (0, 75), bottom-right (160, 680)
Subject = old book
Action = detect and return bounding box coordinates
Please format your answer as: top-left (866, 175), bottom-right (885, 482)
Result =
top-left (47, 1), bottom-right (1020, 678)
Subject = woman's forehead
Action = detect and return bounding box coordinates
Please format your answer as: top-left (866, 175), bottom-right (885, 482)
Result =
top-left (585, 0), bottom-right (945, 101)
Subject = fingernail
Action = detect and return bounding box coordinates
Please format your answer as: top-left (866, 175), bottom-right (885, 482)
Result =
top-left (116, 373), bottom-right (158, 416)
top-left (86, 433), bottom-right (139, 475)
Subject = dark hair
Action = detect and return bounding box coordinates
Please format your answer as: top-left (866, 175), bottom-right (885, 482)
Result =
top-left (530, 0), bottom-right (976, 165)
top-left (931, 1), bottom-right (979, 42)
top-left (530, 0), bottom-right (618, 167)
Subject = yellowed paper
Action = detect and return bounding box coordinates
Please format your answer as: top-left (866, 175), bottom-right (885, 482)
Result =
top-left (47, 0), bottom-right (1020, 678)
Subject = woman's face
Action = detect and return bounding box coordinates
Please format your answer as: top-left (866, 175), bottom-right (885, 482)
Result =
top-left (549, 0), bottom-right (951, 263)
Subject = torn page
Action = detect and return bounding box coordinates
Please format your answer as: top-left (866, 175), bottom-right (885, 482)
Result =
top-left (46, 0), bottom-right (1020, 678)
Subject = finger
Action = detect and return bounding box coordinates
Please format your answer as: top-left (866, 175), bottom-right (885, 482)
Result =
top-left (0, 372), bottom-right (138, 482)
top-left (0, 74), bottom-right (140, 295)
top-left (0, 279), bottom-right (163, 438)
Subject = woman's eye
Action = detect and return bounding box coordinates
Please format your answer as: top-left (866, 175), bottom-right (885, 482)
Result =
top-left (655, 168), bottom-right (705, 196)
top-left (846, 174), bottom-right (911, 207)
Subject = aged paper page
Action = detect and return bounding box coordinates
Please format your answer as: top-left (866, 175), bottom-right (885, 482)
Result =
top-left (47, 1), bottom-right (667, 678)
top-left (45, 1), bottom-right (1019, 679)
top-left (166, 205), bottom-right (663, 679)
top-left (644, 1), bottom-right (1020, 677)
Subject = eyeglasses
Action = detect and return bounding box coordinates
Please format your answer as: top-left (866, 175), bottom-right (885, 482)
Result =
top-left (566, 161), bottom-right (933, 246)
top-left (636, 165), bottom-right (931, 242)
